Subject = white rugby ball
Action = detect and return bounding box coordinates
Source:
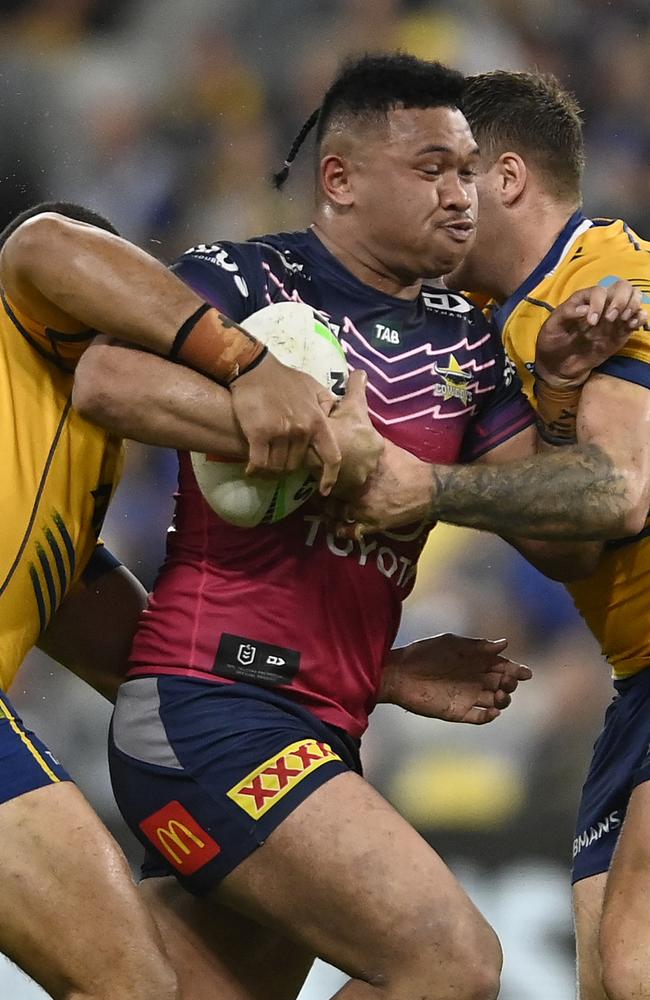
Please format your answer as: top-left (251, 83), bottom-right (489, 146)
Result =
top-left (191, 301), bottom-right (348, 527)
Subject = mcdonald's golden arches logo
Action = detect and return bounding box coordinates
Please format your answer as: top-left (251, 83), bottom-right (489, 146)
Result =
top-left (139, 800), bottom-right (221, 875)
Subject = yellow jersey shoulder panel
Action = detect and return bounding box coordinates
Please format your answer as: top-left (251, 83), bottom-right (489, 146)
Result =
top-left (2, 291), bottom-right (95, 373)
top-left (0, 293), bottom-right (122, 688)
top-left (494, 212), bottom-right (650, 679)
top-left (500, 216), bottom-right (650, 403)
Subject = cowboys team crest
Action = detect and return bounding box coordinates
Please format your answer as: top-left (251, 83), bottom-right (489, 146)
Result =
top-left (432, 354), bottom-right (473, 405)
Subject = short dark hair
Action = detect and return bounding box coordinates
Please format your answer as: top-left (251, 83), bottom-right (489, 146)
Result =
top-left (0, 200), bottom-right (119, 249)
top-left (461, 71), bottom-right (585, 202)
top-left (274, 52), bottom-right (466, 189)
top-left (316, 52), bottom-right (466, 142)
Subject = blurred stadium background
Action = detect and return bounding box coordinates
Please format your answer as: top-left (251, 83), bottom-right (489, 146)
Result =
top-left (3, 0), bottom-right (646, 995)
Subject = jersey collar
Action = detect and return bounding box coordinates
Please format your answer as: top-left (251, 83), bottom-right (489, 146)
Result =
top-left (492, 209), bottom-right (589, 333)
top-left (303, 228), bottom-right (424, 309)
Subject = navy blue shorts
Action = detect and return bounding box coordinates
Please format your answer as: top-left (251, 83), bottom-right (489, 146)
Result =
top-left (0, 691), bottom-right (71, 804)
top-left (109, 676), bottom-right (361, 896)
top-left (572, 667), bottom-right (650, 883)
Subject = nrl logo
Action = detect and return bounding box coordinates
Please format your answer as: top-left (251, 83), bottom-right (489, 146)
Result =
top-left (432, 354), bottom-right (473, 405)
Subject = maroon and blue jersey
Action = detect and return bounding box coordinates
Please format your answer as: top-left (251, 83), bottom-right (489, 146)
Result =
top-left (128, 229), bottom-right (534, 736)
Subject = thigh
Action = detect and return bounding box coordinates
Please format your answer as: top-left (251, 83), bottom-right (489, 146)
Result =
top-left (571, 670), bottom-right (650, 1000)
top-left (216, 769), bottom-right (499, 988)
top-left (600, 780), bottom-right (650, 992)
top-left (573, 874), bottom-right (607, 1000)
top-left (0, 780), bottom-right (173, 1000)
top-left (141, 876), bottom-right (314, 1000)
top-left (111, 677), bottom-right (499, 994)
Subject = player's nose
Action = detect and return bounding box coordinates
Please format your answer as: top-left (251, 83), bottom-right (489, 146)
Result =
top-left (439, 174), bottom-right (473, 211)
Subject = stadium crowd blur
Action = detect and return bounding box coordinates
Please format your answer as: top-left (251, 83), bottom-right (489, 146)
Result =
top-left (3, 0), bottom-right (647, 997)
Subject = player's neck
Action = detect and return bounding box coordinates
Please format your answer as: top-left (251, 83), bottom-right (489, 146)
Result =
top-left (310, 219), bottom-right (422, 301)
top-left (495, 203), bottom-right (577, 301)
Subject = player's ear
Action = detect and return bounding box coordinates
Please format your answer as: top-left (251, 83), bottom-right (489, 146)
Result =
top-left (320, 154), bottom-right (355, 207)
top-left (496, 151), bottom-right (527, 207)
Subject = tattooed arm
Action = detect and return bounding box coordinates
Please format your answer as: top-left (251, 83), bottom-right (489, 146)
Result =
top-left (346, 373), bottom-right (650, 542)
top-left (430, 373), bottom-right (650, 539)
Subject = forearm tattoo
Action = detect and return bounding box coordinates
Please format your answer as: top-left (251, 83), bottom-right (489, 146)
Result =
top-left (429, 444), bottom-right (629, 539)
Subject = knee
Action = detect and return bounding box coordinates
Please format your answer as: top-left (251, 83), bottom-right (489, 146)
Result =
top-left (65, 972), bottom-right (179, 1000)
top-left (600, 920), bottom-right (647, 1000)
top-left (126, 960), bottom-right (180, 1000)
top-left (601, 955), bottom-right (645, 1000)
top-left (450, 923), bottom-right (502, 1000)
top-left (378, 906), bottom-right (502, 1000)
top-left (88, 958), bottom-right (179, 1000)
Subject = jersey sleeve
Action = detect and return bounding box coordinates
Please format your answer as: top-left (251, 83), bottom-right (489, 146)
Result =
top-left (171, 241), bottom-right (266, 322)
top-left (556, 252), bottom-right (650, 390)
top-left (596, 323), bottom-right (650, 388)
top-left (1, 291), bottom-right (94, 372)
top-left (81, 544), bottom-right (122, 585)
top-left (460, 339), bottom-right (535, 462)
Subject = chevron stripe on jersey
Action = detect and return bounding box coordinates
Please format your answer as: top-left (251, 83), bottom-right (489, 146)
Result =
top-left (127, 229), bottom-right (534, 737)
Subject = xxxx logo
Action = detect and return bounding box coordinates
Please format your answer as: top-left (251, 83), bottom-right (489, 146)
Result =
top-left (228, 740), bottom-right (341, 819)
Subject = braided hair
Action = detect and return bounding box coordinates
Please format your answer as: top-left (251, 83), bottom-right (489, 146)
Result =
top-left (273, 52), bottom-right (466, 190)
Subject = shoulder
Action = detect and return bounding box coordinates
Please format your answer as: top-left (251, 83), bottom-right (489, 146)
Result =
top-left (175, 232), bottom-right (306, 273)
top-left (171, 233), bottom-right (313, 318)
top-left (546, 218), bottom-right (650, 300)
top-left (174, 238), bottom-right (267, 278)
top-left (422, 285), bottom-right (501, 355)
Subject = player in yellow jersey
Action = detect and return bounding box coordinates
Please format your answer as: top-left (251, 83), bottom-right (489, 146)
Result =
top-left (0, 202), bottom-right (180, 1000)
top-left (344, 72), bottom-right (650, 1000)
top-left (0, 199), bottom-right (359, 999)
top-left (457, 72), bottom-right (650, 1000)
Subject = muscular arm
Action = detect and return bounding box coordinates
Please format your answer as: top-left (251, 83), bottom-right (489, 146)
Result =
top-left (73, 338), bottom-right (247, 457)
top-left (428, 373), bottom-right (650, 540)
top-left (346, 374), bottom-right (649, 551)
top-left (474, 427), bottom-right (604, 579)
top-left (0, 212), bottom-right (343, 486)
top-left (392, 374), bottom-right (650, 540)
top-left (74, 340), bottom-right (382, 492)
top-left (425, 280), bottom-right (649, 541)
top-left (0, 212), bottom-right (205, 342)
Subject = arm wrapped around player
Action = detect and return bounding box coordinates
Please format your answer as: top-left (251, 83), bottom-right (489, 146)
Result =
top-left (533, 279), bottom-right (646, 445)
top-left (169, 303), bottom-right (267, 385)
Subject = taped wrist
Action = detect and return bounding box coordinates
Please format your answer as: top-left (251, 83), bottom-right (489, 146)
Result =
top-left (170, 304), bottom-right (267, 385)
top-left (533, 377), bottom-right (582, 445)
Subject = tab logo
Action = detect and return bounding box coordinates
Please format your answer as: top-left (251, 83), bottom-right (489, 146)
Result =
top-left (432, 354), bottom-right (473, 405)
top-left (139, 801), bottom-right (220, 875)
top-left (374, 323), bottom-right (400, 344)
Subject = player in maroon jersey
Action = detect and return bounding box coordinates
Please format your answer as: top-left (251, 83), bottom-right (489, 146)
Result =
top-left (101, 54), bottom-right (534, 1000)
top-left (74, 54), bottom-right (641, 1000)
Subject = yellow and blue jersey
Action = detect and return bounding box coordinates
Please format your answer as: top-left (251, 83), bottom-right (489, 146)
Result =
top-left (493, 211), bottom-right (650, 679)
top-left (0, 292), bottom-right (122, 690)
